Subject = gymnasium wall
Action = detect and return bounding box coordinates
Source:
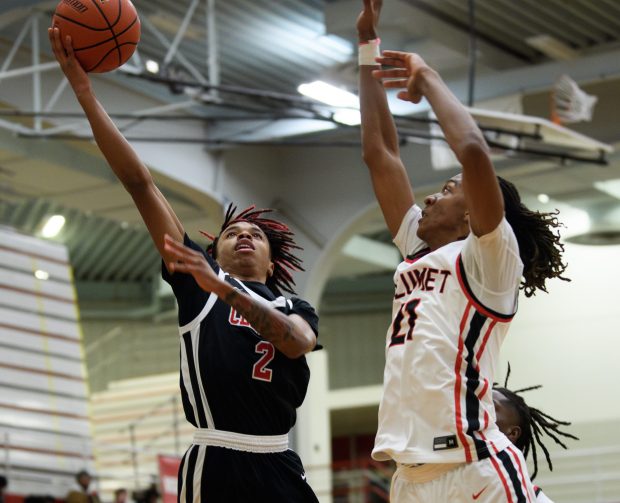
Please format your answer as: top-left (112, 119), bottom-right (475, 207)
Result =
top-left (0, 227), bottom-right (95, 497)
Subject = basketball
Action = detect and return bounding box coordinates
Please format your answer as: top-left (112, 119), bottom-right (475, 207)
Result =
top-left (52, 0), bottom-right (141, 73)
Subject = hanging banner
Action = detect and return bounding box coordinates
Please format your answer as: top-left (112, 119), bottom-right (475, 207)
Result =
top-left (158, 454), bottom-right (182, 503)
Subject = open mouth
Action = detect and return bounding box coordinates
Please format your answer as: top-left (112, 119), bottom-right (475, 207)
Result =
top-left (235, 239), bottom-right (255, 252)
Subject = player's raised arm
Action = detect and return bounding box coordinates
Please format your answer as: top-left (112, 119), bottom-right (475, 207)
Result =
top-left (374, 51), bottom-right (504, 237)
top-left (357, 0), bottom-right (414, 238)
top-left (48, 27), bottom-right (184, 264)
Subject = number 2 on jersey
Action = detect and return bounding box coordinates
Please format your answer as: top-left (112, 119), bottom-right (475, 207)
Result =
top-left (252, 340), bottom-right (275, 382)
top-left (389, 299), bottom-right (421, 347)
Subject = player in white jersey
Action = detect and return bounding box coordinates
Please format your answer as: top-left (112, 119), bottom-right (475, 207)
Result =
top-left (357, 1), bottom-right (568, 501)
top-left (494, 366), bottom-right (579, 503)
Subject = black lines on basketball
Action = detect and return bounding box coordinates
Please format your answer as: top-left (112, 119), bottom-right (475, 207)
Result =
top-left (88, 0), bottom-right (122, 69)
top-left (87, 42), bottom-right (138, 73)
top-left (53, 12), bottom-right (112, 32)
top-left (52, 0), bottom-right (140, 73)
top-left (73, 17), bottom-right (138, 54)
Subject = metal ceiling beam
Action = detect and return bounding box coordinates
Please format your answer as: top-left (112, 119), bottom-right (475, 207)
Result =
top-left (141, 16), bottom-right (208, 85)
top-left (0, 128), bottom-right (116, 182)
top-left (115, 236), bottom-right (157, 281)
top-left (0, 16), bottom-right (32, 83)
top-left (162, 0), bottom-right (201, 67)
top-left (206, 0), bottom-right (219, 90)
top-left (127, 252), bottom-right (161, 282)
top-left (71, 219), bottom-right (119, 267)
top-left (87, 227), bottom-right (134, 280)
top-left (404, 0), bottom-right (535, 62)
top-left (79, 226), bottom-right (126, 279)
top-left (32, 13), bottom-right (42, 131)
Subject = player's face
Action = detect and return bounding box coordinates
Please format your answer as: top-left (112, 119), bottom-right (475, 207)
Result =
top-left (417, 174), bottom-right (469, 249)
top-left (215, 221), bottom-right (274, 282)
top-left (493, 389), bottom-right (521, 445)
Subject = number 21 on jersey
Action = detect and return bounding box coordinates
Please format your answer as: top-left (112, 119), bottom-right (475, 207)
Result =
top-left (389, 298), bottom-right (421, 347)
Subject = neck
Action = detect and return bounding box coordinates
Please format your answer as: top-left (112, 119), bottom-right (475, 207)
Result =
top-left (229, 270), bottom-right (267, 284)
top-left (427, 231), bottom-right (469, 251)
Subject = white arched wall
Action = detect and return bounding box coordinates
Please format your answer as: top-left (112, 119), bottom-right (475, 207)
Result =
top-left (295, 200), bottom-right (388, 503)
top-left (302, 201), bottom-right (385, 306)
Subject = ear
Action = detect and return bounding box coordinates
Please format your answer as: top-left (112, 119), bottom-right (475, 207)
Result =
top-left (267, 260), bottom-right (275, 278)
top-left (507, 425), bottom-right (522, 444)
top-left (463, 210), bottom-right (470, 224)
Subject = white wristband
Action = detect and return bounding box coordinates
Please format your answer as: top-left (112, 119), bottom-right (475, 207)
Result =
top-left (358, 38), bottom-right (381, 66)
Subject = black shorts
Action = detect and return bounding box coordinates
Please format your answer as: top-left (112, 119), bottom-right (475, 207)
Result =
top-left (177, 444), bottom-right (319, 502)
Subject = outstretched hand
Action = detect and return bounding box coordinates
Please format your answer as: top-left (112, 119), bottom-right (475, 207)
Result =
top-left (48, 26), bottom-right (91, 96)
top-left (372, 50), bottom-right (434, 104)
top-left (356, 0), bottom-right (382, 41)
top-left (164, 234), bottom-right (223, 294)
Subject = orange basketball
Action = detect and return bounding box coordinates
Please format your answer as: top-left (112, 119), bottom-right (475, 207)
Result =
top-left (52, 0), bottom-right (141, 73)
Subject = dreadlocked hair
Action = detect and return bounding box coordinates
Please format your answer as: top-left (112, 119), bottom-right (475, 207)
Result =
top-left (498, 176), bottom-right (570, 297)
top-left (202, 204), bottom-right (303, 295)
top-left (494, 363), bottom-right (579, 479)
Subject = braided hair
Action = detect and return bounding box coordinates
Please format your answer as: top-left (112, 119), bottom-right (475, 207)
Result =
top-left (202, 204), bottom-right (303, 295)
top-left (494, 364), bottom-right (579, 479)
top-left (498, 176), bottom-right (569, 297)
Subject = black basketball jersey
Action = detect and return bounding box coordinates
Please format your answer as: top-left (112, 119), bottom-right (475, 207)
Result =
top-left (162, 234), bottom-right (319, 436)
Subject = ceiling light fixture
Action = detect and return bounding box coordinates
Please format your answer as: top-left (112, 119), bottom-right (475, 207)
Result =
top-left (145, 59), bottom-right (160, 74)
top-left (525, 35), bottom-right (579, 61)
top-left (594, 179), bottom-right (620, 200)
top-left (537, 193), bottom-right (550, 204)
top-left (41, 215), bottom-right (66, 238)
top-left (333, 109), bottom-right (361, 126)
top-left (34, 270), bottom-right (50, 281)
top-left (298, 80), bottom-right (359, 108)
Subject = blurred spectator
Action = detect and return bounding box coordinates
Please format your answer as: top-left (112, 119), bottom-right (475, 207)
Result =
top-left (24, 496), bottom-right (54, 503)
top-left (113, 489), bottom-right (127, 503)
top-left (0, 475), bottom-right (6, 503)
top-left (66, 470), bottom-right (101, 503)
top-left (132, 484), bottom-right (159, 503)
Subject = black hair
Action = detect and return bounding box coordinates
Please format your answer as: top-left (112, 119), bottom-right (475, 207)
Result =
top-left (202, 204), bottom-right (303, 295)
top-left (75, 469), bottom-right (90, 480)
top-left (494, 364), bottom-right (579, 479)
top-left (498, 176), bottom-right (570, 297)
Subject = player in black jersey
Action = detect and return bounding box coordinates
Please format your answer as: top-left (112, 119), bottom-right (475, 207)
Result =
top-left (50, 28), bottom-right (319, 502)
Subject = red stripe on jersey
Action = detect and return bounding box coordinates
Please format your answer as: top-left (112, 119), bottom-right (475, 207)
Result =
top-left (455, 255), bottom-right (515, 322)
top-left (454, 302), bottom-right (473, 462)
top-left (488, 454), bottom-right (514, 503)
top-left (477, 378), bottom-right (490, 400)
top-left (507, 445), bottom-right (533, 503)
top-left (479, 431), bottom-right (499, 454)
top-left (483, 410), bottom-right (489, 429)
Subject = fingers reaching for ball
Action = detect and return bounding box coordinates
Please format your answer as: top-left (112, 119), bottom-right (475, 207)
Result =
top-left (48, 26), bottom-right (91, 95)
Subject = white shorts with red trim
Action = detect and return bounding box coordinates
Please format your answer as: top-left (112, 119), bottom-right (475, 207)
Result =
top-left (390, 445), bottom-right (537, 503)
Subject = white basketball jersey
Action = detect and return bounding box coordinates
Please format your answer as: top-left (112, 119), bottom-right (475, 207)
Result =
top-left (373, 205), bottom-right (523, 464)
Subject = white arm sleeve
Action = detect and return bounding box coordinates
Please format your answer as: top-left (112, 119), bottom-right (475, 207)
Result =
top-left (460, 218), bottom-right (524, 315)
top-left (393, 205), bottom-right (428, 258)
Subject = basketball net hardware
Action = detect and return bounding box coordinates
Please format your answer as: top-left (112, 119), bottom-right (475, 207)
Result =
top-left (551, 75), bottom-right (598, 125)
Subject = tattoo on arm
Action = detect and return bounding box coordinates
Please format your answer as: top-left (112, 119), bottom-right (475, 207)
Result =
top-left (224, 288), bottom-right (298, 347)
